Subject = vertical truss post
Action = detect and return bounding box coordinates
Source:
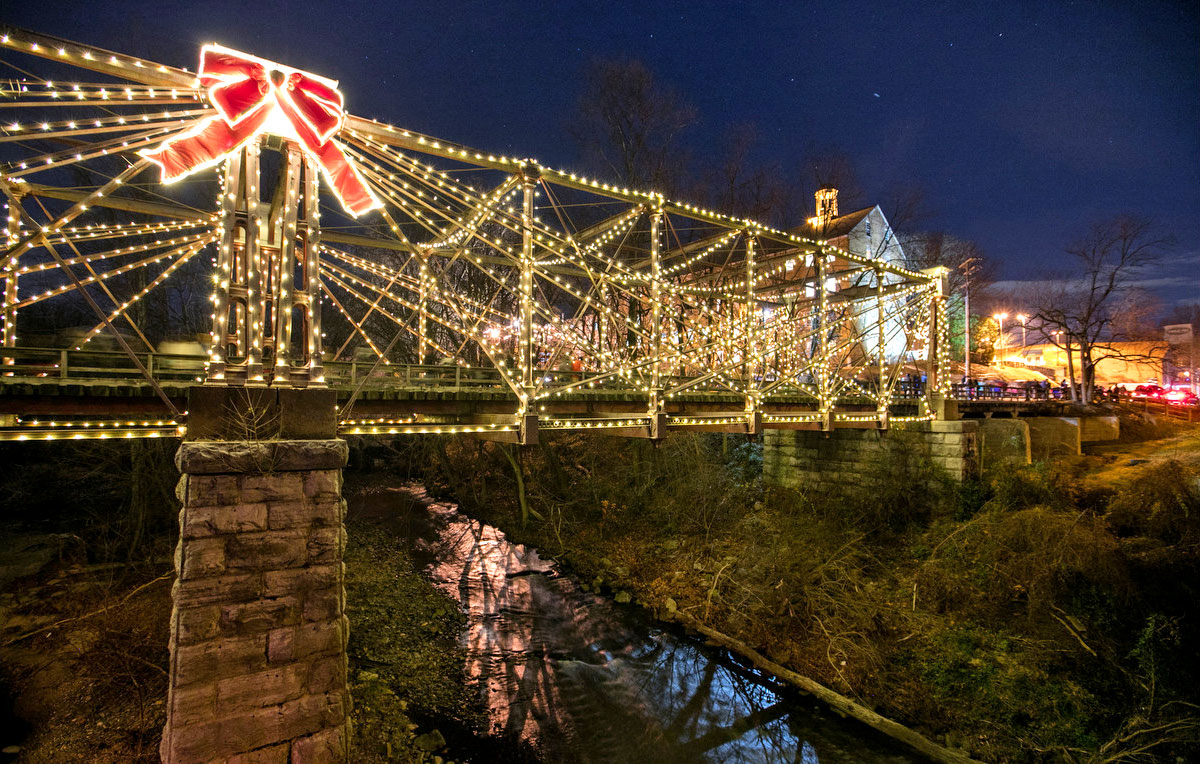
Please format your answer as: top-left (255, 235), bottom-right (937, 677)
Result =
top-left (648, 204), bottom-right (663, 415)
top-left (744, 233), bottom-right (759, 424)
top-left (417, 265), bottom-right (428, 365)
top-left (518, 170), bottom-right (537, 414)
top-left (817, 249), bottom-right (832, 430)
top-left (926, 266), bottom-right (952, 405)
top-left (209, 148), bottom-right (254, 383)
top-left (876, 265), bottom-right (888, 429)
top-left (272, 146), bottom-right (302, 384)
top-left (302, 155), bottom-right (324, 385)
top-left (208, 137), bottom-right (323, 387)
top-left (598, 282), bottom-right (608, 361)
top-left (2, 184), bottom-right (21, 362)
top-left (243, 141), bottom-right (266, 383)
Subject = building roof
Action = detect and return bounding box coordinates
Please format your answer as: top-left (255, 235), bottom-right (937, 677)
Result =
top-left (793, 206), bottom-right (875, 241)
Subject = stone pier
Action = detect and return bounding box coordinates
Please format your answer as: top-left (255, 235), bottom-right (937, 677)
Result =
top-left (161, 389), bottom-right (350, 764)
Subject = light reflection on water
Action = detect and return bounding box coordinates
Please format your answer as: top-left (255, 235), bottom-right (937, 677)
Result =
top-left (386, 485), bottom-right (920, 764)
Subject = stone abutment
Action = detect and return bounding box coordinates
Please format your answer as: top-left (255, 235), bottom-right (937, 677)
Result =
top-left (764, 420), bottom-right (980, 494)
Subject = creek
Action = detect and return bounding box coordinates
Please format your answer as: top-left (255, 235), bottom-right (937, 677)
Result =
top-left (353, 482), bottom-right (924, 763)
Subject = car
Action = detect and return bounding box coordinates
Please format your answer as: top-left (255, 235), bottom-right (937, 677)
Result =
top-left (1163, 388), bottom-right (1199, 406)
top-left (1133, 384), bottom-right (1166, 399)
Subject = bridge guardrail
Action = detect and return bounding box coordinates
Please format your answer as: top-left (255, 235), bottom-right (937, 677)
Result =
top-left (2, 347), bottom-right (958, 405)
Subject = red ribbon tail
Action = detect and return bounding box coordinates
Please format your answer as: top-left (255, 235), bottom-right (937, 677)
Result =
top-left (141, 118), bottom-right (237, 180)
top-left (311, 139), bottom-right (381, 217)
top-left (141, 112), bottom-right (265, 180)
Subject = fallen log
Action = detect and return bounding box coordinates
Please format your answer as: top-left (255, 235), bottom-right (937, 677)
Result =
top-left (668, 610), bottom-right (982, 764)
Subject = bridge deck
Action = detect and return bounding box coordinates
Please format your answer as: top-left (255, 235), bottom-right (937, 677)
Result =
top-left (0, 348), bottom-right (1118, 442)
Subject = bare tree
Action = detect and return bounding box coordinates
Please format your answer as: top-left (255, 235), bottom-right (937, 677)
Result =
top-left (568, 57), bottom-right (697, 196)
top-left (702, 123), bottom-right (804, 227)
top-left (1030, 215), bottom-right (1172, 403)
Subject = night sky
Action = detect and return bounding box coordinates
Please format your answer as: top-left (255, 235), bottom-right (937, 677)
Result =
top-left (6, 0), bottom-right (1198, 307)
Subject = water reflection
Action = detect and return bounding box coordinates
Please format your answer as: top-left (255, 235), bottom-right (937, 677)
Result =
top-left (390, 486), bottom-right (918, 763)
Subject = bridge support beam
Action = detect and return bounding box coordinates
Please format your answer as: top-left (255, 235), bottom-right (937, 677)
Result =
top-left (162, 388), bottom-right (349, 764)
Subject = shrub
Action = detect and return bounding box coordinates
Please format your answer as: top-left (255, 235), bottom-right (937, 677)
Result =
top-left (1105, 460), bottom-right (1200, 546)
top-left (919, 506), bottom-right (1127, 620)
top-left (983, 461), bottom-right (1073, 513)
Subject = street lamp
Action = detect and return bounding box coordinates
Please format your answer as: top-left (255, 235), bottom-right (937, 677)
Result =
top-left (993, 312), bottom-right (1008, 368)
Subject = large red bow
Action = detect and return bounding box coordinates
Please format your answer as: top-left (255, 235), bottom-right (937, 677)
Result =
top-left (141, 44), bottom-right (380, 217)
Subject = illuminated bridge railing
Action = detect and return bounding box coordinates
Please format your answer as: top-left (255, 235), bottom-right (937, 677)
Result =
top-left (1, 346), bottom-right (936, 401)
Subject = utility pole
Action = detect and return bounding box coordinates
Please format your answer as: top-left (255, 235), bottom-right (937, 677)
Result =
top-left (958, 257), bottom-right (979, 381)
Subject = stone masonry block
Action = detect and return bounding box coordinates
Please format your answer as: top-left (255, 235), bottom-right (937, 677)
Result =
top-left (167, 693), bottom-right (335, 762)
top-left (175, 604), bottom-right (222, 646)
top-left (290, 725), bottom-right (348, 764)
top-left (176, 572), bottom-right (262, 607)
top-left (183, 504), bottom-right (268, 538)
top-left (929, 419), bottom-right (974, 433)
top-left (263, 564), bottom-right (341, 599)
top-left (291, 619), bottom-right (344, 661)
top-left (167, 428), bottom-right (349, 764)
top-left (933, 457), bottom-right (967, 476)
top-left (180, 537), bottom-right (226, 580)
top-left (216, 663), bottom-right (308, 713)
top-left (267, 500), bottom-right (312, 531)
top-left (177, 440), bottom-right (349, 475)
top-left (168, 681), bottom-right (216, 719)
top-left (173, 633), bottom-right (268, 688)
top-left (303, 470), bottom-right (342, 500)
top-left (931, 442), bottom-right (965, 459)
top-left (241, 472), bottom-right (304, 504)
top-left (302, 588), bottom-right (343, 624)
top-left (226, 529), bottom-right (310, 570)
top-left (227, 742), bottom-right (291, 764)
top-left (187, 474), bottom-right (240, 507)
top-left (268, 627), bottom-right (295, 664)
top-left (220, 596), bottom-right (302, 636)
top-left (307, 527), bottom-right (345, 566)
top-left (305, 655), bottom-right (346, 696)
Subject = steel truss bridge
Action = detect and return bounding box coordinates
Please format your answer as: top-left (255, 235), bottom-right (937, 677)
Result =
top-left (0, 28), bottom-right (951, 443)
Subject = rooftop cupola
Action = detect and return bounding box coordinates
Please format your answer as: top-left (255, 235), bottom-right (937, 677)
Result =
top-left (814, 186), bottom-right (839, 226)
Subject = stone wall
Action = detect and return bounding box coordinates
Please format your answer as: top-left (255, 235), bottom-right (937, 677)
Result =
top-left (763, 420), bottom-right (979, 494)
top-left (161, 439), bottom-right (350, 764)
